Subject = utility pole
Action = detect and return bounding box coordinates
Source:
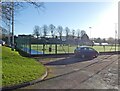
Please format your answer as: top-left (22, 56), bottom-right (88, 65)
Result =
top-left (11, 1), bottom-right (14, 51)
top-left (8, 20), bottom-right (10, 46)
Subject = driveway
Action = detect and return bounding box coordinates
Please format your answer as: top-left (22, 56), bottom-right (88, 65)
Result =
top-left (21, 54), bottom-right (118, 89)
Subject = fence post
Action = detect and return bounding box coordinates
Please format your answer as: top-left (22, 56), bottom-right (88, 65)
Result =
top-left (68, 44), bottom-right (69, 53)
top-left (43, 44), bottom-right (45, 54)
top-left (103, 45), bottom-right (105, 52)
top-left (29, 36), bottom-right (31, 55)
top-left (55, 44), bottom-right (57, 54)
top-left (115, 40), bottom-right (116, 52)
top-left (37, 37), bottom-right (38, 55)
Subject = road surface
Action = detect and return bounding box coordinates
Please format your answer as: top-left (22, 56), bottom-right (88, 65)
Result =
top-left (21, 54), bottom-right (119, 89)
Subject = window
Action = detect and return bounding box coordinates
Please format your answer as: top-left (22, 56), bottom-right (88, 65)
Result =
top-left (88, 48), bottom-right (94, 51)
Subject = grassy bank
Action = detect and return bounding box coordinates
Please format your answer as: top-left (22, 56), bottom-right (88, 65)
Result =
top-left (0, 46), bottom-right (2, 87)
top-left (2, 46), bottom-right (46, 87)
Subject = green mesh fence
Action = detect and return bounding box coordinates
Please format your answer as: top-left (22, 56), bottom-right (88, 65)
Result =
top-left (15, 36), bottom-right (31, 54)
top-left (15, 36), bottom-right (71, 55)
top-left (15, 36), bottom-right (119, 55)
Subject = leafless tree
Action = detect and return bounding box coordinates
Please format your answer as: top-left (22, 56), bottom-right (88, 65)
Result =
top-left (1, 1), bottom-right (44, 50)
top-left (1, 2), bottom-right (44, 23)
top-left (77, 29), bottom-right (80, 39)
top-left (49, 24), bottom-right (55, 38)
top-left (42, 24), bottom-right (48, 37)
top-left (57, 26), bottom-right (63, 40)
top-left (81, 30), bottom-right (86, 37)
top-left (72, 29), bottom-right (75, 39)
top-left (107, 37), bottom-right (115, 44)
top-left (65, 27), bottom-right (70, 40)
top-left (33, 25), bottom-right (40, 38)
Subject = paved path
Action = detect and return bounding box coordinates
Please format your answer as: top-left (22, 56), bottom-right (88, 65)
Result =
top-left (21, 54), bottom-right (118, 89)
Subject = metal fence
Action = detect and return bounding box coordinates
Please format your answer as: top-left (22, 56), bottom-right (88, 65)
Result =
top-left (15, 35), bottom-right (119, 56)
top-left (15, 35), bottom-right (72, 55)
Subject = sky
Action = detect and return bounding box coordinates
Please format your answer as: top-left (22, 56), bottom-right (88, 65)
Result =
top-left (10, 1), bottom-right (118, 38)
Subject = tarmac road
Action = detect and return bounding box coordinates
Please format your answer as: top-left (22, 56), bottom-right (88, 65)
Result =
top-left (21, 54), bottom-right (119, 89)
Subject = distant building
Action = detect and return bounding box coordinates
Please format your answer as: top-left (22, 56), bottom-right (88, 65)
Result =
top-left (101, 43), bottom-right (109, 46)
top-left (94, 42), bottom-right (100, 46)
top-left (79, 34), bottom-right (93, 46)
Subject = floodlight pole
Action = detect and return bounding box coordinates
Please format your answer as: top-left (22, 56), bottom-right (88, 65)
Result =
top-left (115, 23), bottom-right (117, 52)
top-left (89, 27), bottom-right (93, 46)
top-left (89, 27), bottom-right (92, 39)
top-left (115, 31), bottom-right (116, 52)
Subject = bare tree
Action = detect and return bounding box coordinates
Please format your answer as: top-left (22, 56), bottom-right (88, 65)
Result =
top-left (39, 27), bottom-right (42, 37)
top-left (33, 25), bottom-right (40, 54)
top-left (1, 1), bottom-right (44, 50)
top-left (77, 29), bottom-right (80, 39)
top-left (107, 37), bottom-right (115, 44)
top-left (33, 25), bottom-right (40, 38)
top-left (57, 26), bottom-right (63, 40)
top-left (49, 24), bottom-right (55, 38)
top-left (72, 29), bottom-right (75, 39)
top-left (65, 27), bottom-right (70, 40)
top-left (42, 24), bottom-right (48, 37)
top-left (95, 37), bottom-right (102, 44)
top-left (1, 2), bottom-right (44, 23)
top-left (81, 30), bottom-right (86, 37)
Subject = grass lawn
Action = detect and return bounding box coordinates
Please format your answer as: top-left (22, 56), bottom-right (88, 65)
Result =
top-left (92, 45), bottom-right (119, 52)
top-left (2, 46), bottom-right (46, 87)
top-left (0, 48), bottom-right (1, 87)
top-left (30, 44), bottom-right (119, 54)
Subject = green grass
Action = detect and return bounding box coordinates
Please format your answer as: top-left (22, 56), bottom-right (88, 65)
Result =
top-left (0, 55), bottom-right (2, 87)
top-left (0, 46), bottom-right (2, 87)
top-left (92, 45), bottom-right (119, 52)
top-left (2, 46), bottom-right (46, 87)
top-left (29, 44), bottom-right (119, 54)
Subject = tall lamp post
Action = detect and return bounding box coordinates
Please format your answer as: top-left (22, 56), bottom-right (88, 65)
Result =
top-left (115, 23), bottom-right (117, 52)
top-left (89, 27), bottom-right (92, 39)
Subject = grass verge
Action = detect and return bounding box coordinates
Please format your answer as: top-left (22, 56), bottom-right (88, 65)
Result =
top-left (2, 46), bottom-right (46, 87)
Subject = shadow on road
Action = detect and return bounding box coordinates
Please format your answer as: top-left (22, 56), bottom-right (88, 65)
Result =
top-left (45, 57), bottom-right (93, 66)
